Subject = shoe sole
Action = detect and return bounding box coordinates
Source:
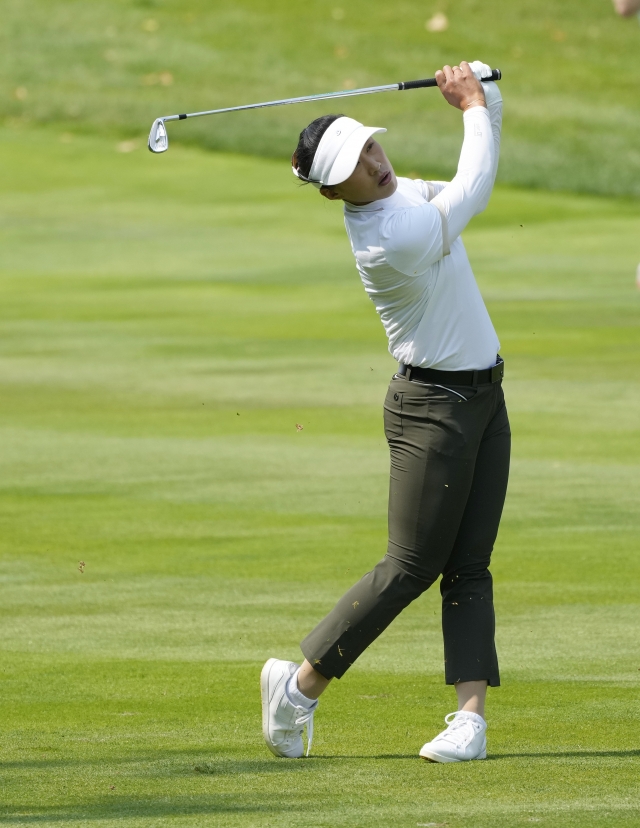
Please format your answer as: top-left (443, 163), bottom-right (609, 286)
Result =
top-left (420, 746), bottom-right (487, 763)
top-left (260, 658), bottom-right (281, 758)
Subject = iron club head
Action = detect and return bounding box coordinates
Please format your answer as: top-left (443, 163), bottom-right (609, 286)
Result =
top-left (148, 118), bottom-right (168, 153)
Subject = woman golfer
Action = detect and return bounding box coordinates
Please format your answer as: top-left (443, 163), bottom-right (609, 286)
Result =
top-left (261, 61), bottom-right (508, 763)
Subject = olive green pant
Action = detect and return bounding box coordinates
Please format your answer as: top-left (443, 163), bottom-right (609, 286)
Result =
top-left (301, 374), bottom-right (510, 685)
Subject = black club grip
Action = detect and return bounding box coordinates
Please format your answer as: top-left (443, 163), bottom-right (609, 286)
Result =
top-left (399, 68), bottom-right (501, 90)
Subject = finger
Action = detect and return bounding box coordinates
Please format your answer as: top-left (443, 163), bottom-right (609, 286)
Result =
top-left (435, 69), bottom-right (446, 88)
top-left (441, 64), bottom-right (455, 83)
top-left (459, 60), bottom-right (472, 78)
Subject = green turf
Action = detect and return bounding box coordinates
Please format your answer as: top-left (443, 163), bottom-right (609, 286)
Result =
top-left (3, 0), bottom-right (640, 196)
top-left (1, 129), bottom-right (639, 826)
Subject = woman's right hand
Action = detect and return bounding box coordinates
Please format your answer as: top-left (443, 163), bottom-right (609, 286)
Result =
top-left (435, 62), bottom-right (486, 111)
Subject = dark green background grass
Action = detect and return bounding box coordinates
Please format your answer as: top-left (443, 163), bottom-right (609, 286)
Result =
top-left (3, 0), bottom-right (640, 195)
top-left (0, 130), bottom-right (639, 826)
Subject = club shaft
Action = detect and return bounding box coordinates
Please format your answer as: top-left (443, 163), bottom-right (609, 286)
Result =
top-left (162, 84), bottom-right (400, 122)
top-left (160, 69), bottom-right (501, 123)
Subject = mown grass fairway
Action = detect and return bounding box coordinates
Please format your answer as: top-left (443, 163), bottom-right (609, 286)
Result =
top-left (0, 129), bottom-right (639, 826)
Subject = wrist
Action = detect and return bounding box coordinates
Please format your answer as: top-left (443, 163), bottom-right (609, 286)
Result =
top-left (462, 97), bottom-right (486, 111)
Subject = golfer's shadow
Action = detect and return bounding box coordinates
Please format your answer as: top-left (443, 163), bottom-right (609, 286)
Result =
top-left (309, 753), bottom-right (418, 760)
top-left (309, 749), bottom-right (640, 761)
top-left (488, 749), bottom-right (640, 760)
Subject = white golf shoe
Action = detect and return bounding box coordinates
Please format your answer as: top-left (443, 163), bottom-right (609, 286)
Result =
top-left (419, 711), bottom-right (487, 763)
top-left (260, 658), bottom-right (317, 758)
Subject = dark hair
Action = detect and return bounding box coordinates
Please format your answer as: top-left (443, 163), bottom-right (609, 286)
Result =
top-left (292, 114), bottom-right (344, 182)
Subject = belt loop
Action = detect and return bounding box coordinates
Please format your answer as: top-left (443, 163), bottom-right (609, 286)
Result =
top-left (405, 365), bottom-right (412, 380)
top-left (471, 369), bottom-right (478, 387)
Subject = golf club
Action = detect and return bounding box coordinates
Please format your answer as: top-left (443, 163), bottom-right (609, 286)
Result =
top-left (148, 69), bottom-right (502, 153)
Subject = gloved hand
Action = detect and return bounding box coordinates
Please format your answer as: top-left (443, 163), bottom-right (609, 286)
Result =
top-left (468, 60), bottom-right (502, 107)
top-left (468, 60), bottom-right (493, 82)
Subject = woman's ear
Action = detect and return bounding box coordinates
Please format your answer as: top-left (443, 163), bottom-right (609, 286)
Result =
top-left (320, 186), bottom-right (342, 201)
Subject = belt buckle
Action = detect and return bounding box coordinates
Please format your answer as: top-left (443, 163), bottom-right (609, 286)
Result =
top-left (490, 359), bottom-right (504, 383)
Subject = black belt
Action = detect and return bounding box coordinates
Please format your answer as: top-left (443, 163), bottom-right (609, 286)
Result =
top-left (398, 356), bottom-right (504, 386)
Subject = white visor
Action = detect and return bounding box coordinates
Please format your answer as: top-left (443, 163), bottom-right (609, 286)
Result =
top-left (293, 116), bottom-right (386, 189)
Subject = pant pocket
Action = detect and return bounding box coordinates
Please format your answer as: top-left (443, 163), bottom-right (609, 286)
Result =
top-left (383, 388), bottom-right (403, 438)
top-left (411, 382), bottom-right (478, 403)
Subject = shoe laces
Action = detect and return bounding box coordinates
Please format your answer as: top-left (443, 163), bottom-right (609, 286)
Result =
top-left (440, 711), bottom-right (479, 747)
top-left (293, 706), bottom-right (315, 757)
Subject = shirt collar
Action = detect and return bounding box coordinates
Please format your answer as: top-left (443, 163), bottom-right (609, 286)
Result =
top-left (343, 188), bottom-right (404, 213)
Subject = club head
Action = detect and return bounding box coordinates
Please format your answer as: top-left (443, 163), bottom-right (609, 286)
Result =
top-left (148, 118), bottom-right (168, 153)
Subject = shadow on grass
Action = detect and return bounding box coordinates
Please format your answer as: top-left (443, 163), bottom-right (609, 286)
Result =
top-left (308, 753), bottom-right (416, 760)
top-left (2, 750), bottom-right (638, 822)
top-left (489, 749), bottom-right (640, 760)
top-left (3, 748), bottom-right (637, 776)
top-left (0, 798), bottom-right (279, 824)
top-left (193, 758), bottom-right (313, 773)
top-left (0, 752), bottom-right (417, 775)
top-left (0, 751), bottom-right (289, 774)
top-left (311, 750), bottom-right (640, 762)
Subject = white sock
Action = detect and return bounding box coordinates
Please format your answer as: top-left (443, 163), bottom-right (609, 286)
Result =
top-left (286, 671), bottom-right (317, 709)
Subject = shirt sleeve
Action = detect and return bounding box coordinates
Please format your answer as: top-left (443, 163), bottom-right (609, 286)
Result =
top-left (375, 101), bottom-right (501, 278)
top-left (410, 178), bottom-right (449, 201)
top-left (429, 180), bottom-right (449, 198)
top-left (379, 201), bottom-right (444, 277)
top-left (431, 106), bottom-right (495, 248)
top-left (483, 81), bottom-right (503, 186)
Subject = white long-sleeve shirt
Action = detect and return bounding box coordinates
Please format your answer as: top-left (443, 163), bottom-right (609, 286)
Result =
top-left (343, 99), bottom-right (502, 371)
